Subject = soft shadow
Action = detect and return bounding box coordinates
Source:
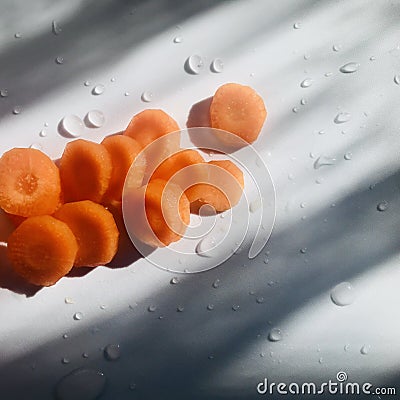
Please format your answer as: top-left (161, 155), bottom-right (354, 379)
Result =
top-left (186, 97), bottom-right (212, 129)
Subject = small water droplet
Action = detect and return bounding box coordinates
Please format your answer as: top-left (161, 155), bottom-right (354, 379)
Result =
top-left (330, 282), bottom-right (355, 306)
top-left (301, 215), bottom-right (307, 220)
top-left (360, 344), bottom-right (370, 355)
top-left (170, 277), bottom-right (179, 284)
top-left (124, 91), bottom-right (130, 96)
top-left (334, 112), bottom-right (351, 124)
top-left (12, 106), bottom-right (22, 115)
top-left (85, 110), bottom-right (105, 128)
top-left (288, 173), bottom-right (295, 181)
top-left (55, 56), bottom-right (64, 65)
top-left (92, 84), bottom-right (105, 96)
top-left (52, 20), bottom-right (62, 35)
top-left (316, 177), bottom-right (324, 184)
top-left (210, 58), bottom-right (224, 73)
top-left (30, 143), bottom-right (42, 150)
top-left (39, 129), bottom-right (47, 137)
top-left (300, 78), bottom-right (313, 88)
top-left (232, 305), bottom-right (240, 311)
top-left (256, 297), bottom-right (265, 304)
top-left (148, 305), bottom-right (157, 312)
top-left (207, 304), bottom-right (214, 311)
top-left (318, 130), bottom-right (325, 135)
top-left (141, 90), bottom-right (153, 102)
top-left (293, 22), bottom-right (301, 29)
top-left (249, 197), bottom-right (262, 213)
top-left (129, 383), bottom-right (137, 390)
top-left (260, 352), bottom-right (265, 357)
top-left (332, 44), bottom-right (342, 52)
top-left (303, 53), bottom-right (310, 60)
top-left (212, 279), bottom-right (220, 288)
top-left (64, 297), bottom-right (74, 304)
top-left (173, 36), bottom-right (182, 44)
top-left (73, 312), bottom-right (83, 321)
top-left (344, 152), bottom-right (352, 160)
top-left (268, 328), bottom-right (282, 342)
top-left (300, 202), bottom-right (306, 208)
top-left (59, 115), bottom-right (84, 137)
top-left (318, 357), bottom-right (323, 364)
top-left (300, 247), bottom-right (307, 254)
top-left (300, 98), bottom-right (307, 105)
top-left (377, 201), bottom-right (388, 212)
top-left (394, 75), bottom-right (400, 85)
top-left (84, 80), bottom-right (91, 87)
top-left (55, 368), bottom-right (106, 400)
top-left (61, 357), bottom-right (70, 365)
top-left (62, 333), bottom-right (69, 339)
top-left (292, 106), bottom-right (299, 113)
top-left (196, 236), bottom-right (217, 257)
top-left (14, 32), bottom-right (22, 39)
top-left (110, 77), bottom-right (116, 83)
top-left (184, 54), bottom-right (204, 74)
top-left (208, 354), bottom-right (214, 360)
top-left (176, 305), bottom-right (184, 312)
top-left (0, 89), bottom-right (9, 98)
top-left (344, 344), bottom-right (350, 352)
top-left (340, 62), bottom-right (360, 73)
top-left (369, 56), bottom-right (376, 61)
top-left (104, 344), bottom-right (121, 361)
top-left (314, 155), bottom-right (336, 169)
top-left (82, 352), bottom-right (89, 358)
top-left (324, 72), bottom-right (333, 77)
top-left (99, 305), bottom-right (106, 310)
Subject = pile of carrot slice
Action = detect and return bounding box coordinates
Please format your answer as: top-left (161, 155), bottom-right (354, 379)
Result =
top-left (0, 82), bottom-right (266, 287)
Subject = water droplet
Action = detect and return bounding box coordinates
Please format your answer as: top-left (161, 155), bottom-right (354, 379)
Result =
top-left (212, 279), bottom-right (220, 288)
top-left (318, 130), bottom-right (325, 135)
top-left (141, 91), bottom-right (153, 102)
top-left (268, 328), bottom-right (282, 342)
top-left (324, 72), bottom-right (333, 77)
top-left (300, 78), bottom-right (313, 88)
top-left (256, 297), bottom-right (265, 304)
top-left (249, 197), bottom-right (262, 213)
top-left (300, 202), bottom-right (306, 208)
top-left (377, 201), bottom-right (388, 212)
top-left (260, 352), bottom-right (265, 357)
top-left (61, 357), bottom-right (70, 365)
top-left (315, 178), bottom-right (324, 184)
top-left (184, 54), bottom-right (204, 74)
top-left (110, 77), bottom-right (116, 83)
top-left (173, 36), bottom-right (182, 43)
top-left (318, 357), bottom-right (323, 364)
top-left (340, 62), bottom-right (360, 73)
top-left (210, 58), bottom-right (224, 73)
top-left (52, 20), bottom-right (62, 35)
top-left (309, 152), bottom-right (317, 159)
top-left (85, 110), bottom-right (105, 128)
top-left (303, 54), bottom-right (310, 60)
top-left (104, 344), bottom-right (121, 361)
top-left (232, 305), bottom-right (240, 311)
top-left (334, 112), bottom-right (351, 124)
top-left (84, 80), bottom-right (91, 87)
top-left (394, 75), bottom-right (400, 85)
top-left (92, 84), bottom-right (105, 96)
top-left (300, 98), bottom-right (307, 105)
top-left (176, 305), bottom-right (184, 312)
top-left (39, 129), bottom-right (47, 137)
top-left (344, 344), bottom-right (350, 352)
top-left (64, 297), bottom-right (74, 304)
top-left (124, 91), bottom-right (130, 96)
top-left (344, 152), bottom-right (352, 160)
top-left (196, 236), bottom-right (216, 257)
top-left (288, 173), bottom-right (295, 181)
top-left (129, 383), bottom-right (137, 390)
top-left (30, 143), bottom-right (42, 150)
top-left (62, 333), bottom-right (69, 339)
top-left (14, 32), bottom-right (22, 39)
top-left (99, 305), bottom-right (106, 310)
top-left (59, 115), bottom-right (84, 137)
top-left (170, 277), bottom-right (179, 284)
top-left (208, 354), bottom-right (214, 360)
top-left (82, 352), bottom-right (89, 358)
top-left (300, 247), bottom-right (307, 254)
top-left (332, 44), bottom-right (342, 52)
top-left (369, 56), bottom-right (376, 61)
top-left (55, 368), bottom-right (106, 400)
top-left (330, 282), bottom-right (355, 306)
top-left (0, 89), bottom-right (9, 97)
top-left (293, 22), bottom-right (301, 29)
top-left (314, 155), bottom-right (336, 169)
top-left (301, 215), bottom-right (307, 220)
top-left (12, 106), bottom-right (22, 115)
top-left (360, 344), bottom-right (370, 355)
top-left (55, 56), bottom-right (64, 65)
top-left (331, 203), bottom-right (336, 208)
top-left (292, 106), bottom-right (299, 113)
top-left (148, 305), bottom-right (157, 312)
top-left (73, 312), bottom-right (83, 320)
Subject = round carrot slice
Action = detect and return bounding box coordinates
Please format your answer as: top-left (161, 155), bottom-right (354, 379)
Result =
top-left (210, 83), bottom-right (267, 145)
top-left (59, 139), bottom-right (112, 203)
top-left (124, 178), bottom-right (189, 247)
top-left (7, 215), bottom-right (78, 286)
top-left (102, 135), bottom-right (145, 203)
top-left (0, 148), bottom-right (61, 217)
top-left (54, 200), bottom-right (119, 267)
top-left (185, 160), bottom-right (244, 213)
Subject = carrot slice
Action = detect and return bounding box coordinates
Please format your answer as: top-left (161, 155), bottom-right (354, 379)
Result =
top-left (185, 160), bottom-right (244, 213)
top-left (54, 200), bottom-right (119, 267)
top-left (7, 215), bottom-right (78, 286)
top-left (124, 178), bottom-right (189, 247)
top-left (101, 135), bottom-right (146, 203)
top-left (59, 139), bottom-right (112, 203)
top-left (210, 83), bottom-right (267, 145)
top-left (0, 148), bottom-right (61, 217)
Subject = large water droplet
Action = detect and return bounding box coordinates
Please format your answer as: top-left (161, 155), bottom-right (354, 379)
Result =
top-left (360, 344), bottom-right (370, 355)
top-left (330, 282), bottom-right (355, 306)
top-left (59, 115), bottom-right (84, 137)
top-left (340, 62), bottom-right (360, 73)
top-left (55, 368), bottom-right (106, 400)
top-left (300, 78), bottom-right (313, 88)
top-left (185, 55), bottom-right (204, 74)
top-left (196, 235), bottom-right (217, 257)
top-left (0, 89), bottom-right (9, 98)
top-left (141, 91), bottom-right (153, 102)
top-left (334, 112), bottom-right (351, 124)
top-left (104, 344), bottom-right (121, 361)
top-left (52, 20), bottom-right (62, 35)
top-left (377, 201), bottom-right (388, 212)
top-left (85, 110), bottom-right (105, 128)
top-left (210, 58), bottom-right (224, 73)
top-left (92, 84), bottom-right (105, 96)
top-left (314, 155), bottom-right (336, 169)
top-left (394, 75), bottom-right (400, 85)
top-left (73, 312), bottom-right (83, 320)
top-left (268, 328), bottom-right (282, 342)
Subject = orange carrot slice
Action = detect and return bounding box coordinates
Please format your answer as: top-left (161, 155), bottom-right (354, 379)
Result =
top-left (7, 215), bottom-right (78, 286)
top-left (124, 178), bottom-right (189, 247)
top-left (59, 139), bottom-right (112, 203)
top-left (0, 148), bottom-right (61, 217)
top-left (185, 160), bottom-right (244, 213)
top-left (101, 135), bottom-right (145, 203)
top-left (54, 200), bottom-right (119, 267)
top-left (210, 83), bottom-right (267, 145)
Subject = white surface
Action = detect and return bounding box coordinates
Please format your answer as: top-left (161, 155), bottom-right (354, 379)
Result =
top-left (0, 0), bottom-right (400, 399)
